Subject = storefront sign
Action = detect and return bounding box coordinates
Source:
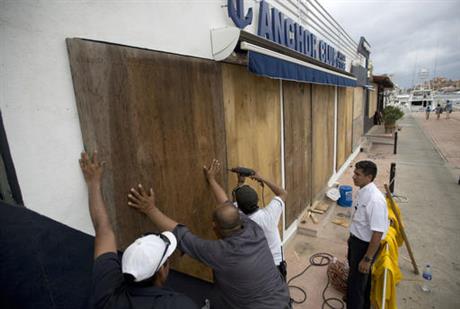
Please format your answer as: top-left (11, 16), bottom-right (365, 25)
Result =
top-left (227, 0), bottom-right (346, 71)
top-left (227, 0), bottom-right (253, 28)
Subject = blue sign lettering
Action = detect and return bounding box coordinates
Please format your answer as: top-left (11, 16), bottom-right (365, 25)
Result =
top-left (257, 1), bottom-right (273, 40)
top-left (227, 0), bottom-right (347, 71)
top-left (304, 29), bottom-right (312, 57)
top-left (319, 40), bottom-right (327, 62)
top-left (327, 45), bottom-right (336, 67)
top-left (284, 17), bottom-right (295, 49)
top-left (272, 7), bottom-right (285, 45)
top-left (336, 52), bottom-right (346, 70)
top-left (310, 33), bottom-right (317, 59)
top-left (295, 24), bottom-right (305, 54)
top-left (227, 0), bottom-right (253, 29)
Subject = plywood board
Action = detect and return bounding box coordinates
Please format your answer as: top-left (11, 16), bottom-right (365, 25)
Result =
top-left (337, 88), bottom-right (347, 169)
top-left (336, 87), bottom-right (354, 169)
top-left (345, 87), bottom-right (353, 156)
top-left (311, 84), bottom-right (335, 199)
top-left (222, 64), bottom-right (281, 210)
top-left (353, 87), bottom-right (364, 148)
top-left (368, 83), bottom-right (378, 117)
top-left (67, 38), bottom-right (227, 282)
top-left (353, 87), bottom-right (363, 120)
top-left (283, 81), bottom-right (312, 226)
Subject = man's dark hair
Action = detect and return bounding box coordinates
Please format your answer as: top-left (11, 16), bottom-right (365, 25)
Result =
top-left (213, 202), bottom-right (242, 237)
top-left (355, 160), bottom-right (377, 181)
top-left (123, 273), bottom-right (155, 286)
top-left (233, 185), bottom-right (259, 215)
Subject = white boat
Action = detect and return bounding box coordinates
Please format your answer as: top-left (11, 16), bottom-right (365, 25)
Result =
top-left (394, 94), bottom-right (410, 106)
top-left (409, 88), bottom-right (433, 111)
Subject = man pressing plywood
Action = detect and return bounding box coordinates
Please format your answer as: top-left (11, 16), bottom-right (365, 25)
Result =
top-left (128, 161), bottom-right (290, 309)
top-left (79, 151), bottom-right (197, 309)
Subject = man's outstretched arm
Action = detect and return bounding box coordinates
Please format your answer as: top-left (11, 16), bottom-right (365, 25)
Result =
top-left (204, 159), bottom-right (230, 205)
top-left (79, 151), bottom-right (116, 259)
top-left (250, 172), bottom-right (288, 202)
top-left (128, 184), bottom-right (178, 232)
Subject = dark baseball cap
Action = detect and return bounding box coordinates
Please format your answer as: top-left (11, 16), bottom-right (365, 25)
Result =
top-left (234, 185), bottom-right (259, 214)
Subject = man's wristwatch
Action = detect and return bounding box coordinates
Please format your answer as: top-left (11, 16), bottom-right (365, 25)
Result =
top-left (364, 255), bottom-right (373, 262)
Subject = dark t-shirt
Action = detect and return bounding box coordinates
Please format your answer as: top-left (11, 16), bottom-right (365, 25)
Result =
top-left (173, 216), bottom-right (290, 309)
top-left (92, 252), bottom-right (198, 309)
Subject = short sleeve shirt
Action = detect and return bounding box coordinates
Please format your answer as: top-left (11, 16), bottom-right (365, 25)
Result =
top-left (172, 217), bottom-right (290, 309)
top-left (92, 252), bottom-right (198, 309)
top-left (248, 196), bottom-right (284, 265)
top-left (350, 182), bottom-right (389, 242)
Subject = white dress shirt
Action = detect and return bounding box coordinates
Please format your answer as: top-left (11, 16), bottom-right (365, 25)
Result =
top-left (350, 182), bottom-right (389, 242)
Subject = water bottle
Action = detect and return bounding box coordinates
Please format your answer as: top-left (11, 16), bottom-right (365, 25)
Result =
top-left (421, 264), bottom-right (432, 292)
top-left (201, 299), bottom-right (210, 309)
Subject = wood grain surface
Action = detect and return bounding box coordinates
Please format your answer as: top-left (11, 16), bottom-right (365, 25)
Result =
top-left (222, 63), bottom-right (281, 210)
top-left (311, 84), bottom-right (335, 200)
top-left (337, 87), bottom-right (354, 169)
top-left (283, 81), bottom-right (312, 226)
top-left (67, 38), bottom-right (227, 282)
top-left (353, 87), bottom-right (364, 148)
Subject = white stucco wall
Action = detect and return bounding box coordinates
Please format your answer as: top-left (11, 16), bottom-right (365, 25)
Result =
top-left (0, 1), bottom-right (229, 234)
top-left (0, 0), bottom-right (359, 234)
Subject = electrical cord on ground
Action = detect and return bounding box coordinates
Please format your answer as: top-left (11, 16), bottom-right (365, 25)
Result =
top-left (287, 253), bottom-right (345, 309)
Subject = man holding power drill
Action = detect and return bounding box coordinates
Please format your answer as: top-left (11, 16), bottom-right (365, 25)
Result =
top-left (204, 159), bottom-right (288, 280)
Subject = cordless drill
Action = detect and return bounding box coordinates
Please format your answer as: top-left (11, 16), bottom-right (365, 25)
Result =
top-left (228, 167), bottom-right (256, 177)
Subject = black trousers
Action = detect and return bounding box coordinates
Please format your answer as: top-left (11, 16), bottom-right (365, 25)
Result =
top-left (347, 235), bottom-right (372, 309)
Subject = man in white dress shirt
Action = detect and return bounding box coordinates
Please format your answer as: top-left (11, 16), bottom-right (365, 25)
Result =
top-left (347, 160), bottom-right (389, 309)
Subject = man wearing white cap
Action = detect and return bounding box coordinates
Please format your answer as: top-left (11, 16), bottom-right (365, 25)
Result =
top-left (79, 151), bottom-right (197, 309)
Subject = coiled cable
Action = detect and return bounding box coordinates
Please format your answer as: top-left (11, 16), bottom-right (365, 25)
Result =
top-left (288, 252), bottom-right (345, 309)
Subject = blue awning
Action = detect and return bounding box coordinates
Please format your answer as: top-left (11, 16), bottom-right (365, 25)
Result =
top-left (248, 51), bottom-right (357, 87)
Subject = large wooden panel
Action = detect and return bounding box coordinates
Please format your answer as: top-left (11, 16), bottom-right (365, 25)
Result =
top-left (345, 88), bottom-right (353, 157)
top-left (336, 87), bottom-right (354, 169)
top-left (311, 85), bottom-right (335, 199)
top-left (353, 87), bottom-right (363, 119)
top-left (283, 81), bottom-right (311, 226)
top-left (353, 87), bottom-right (364, 148)
top-left (368, 83), bottom-right (378, 117)
top-left (67, 39), bottom-right (227, 281)
top-left (222, 64), bottom-right (281, 207)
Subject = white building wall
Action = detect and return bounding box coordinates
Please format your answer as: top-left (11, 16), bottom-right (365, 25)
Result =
top-left (0, 0), bottom-right (359, 234)
top-left (0, 1), bottom-right (229, 234)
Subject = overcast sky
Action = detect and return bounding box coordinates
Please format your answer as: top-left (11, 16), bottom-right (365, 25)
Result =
top-left (320, 0), bottom-right (460, 88)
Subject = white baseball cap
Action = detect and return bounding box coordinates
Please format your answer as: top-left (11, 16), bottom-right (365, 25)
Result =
top-left (121, 231), bottom-right (177, 282)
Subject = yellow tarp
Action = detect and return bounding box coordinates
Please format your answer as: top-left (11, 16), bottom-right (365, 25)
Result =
top-left (371, 198), bottom-right (403, 309)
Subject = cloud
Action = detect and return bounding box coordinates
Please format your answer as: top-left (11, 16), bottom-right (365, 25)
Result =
top-left (320, 0), bottom-right (460, 87)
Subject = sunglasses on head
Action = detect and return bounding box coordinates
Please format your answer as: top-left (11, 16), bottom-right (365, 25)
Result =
top-left (142, 232), bottom-right (171, 274)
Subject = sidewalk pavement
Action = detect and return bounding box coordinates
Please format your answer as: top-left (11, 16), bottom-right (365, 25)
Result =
top-left (284, 112), bottom-right (460, 308)
top-left (411, 111), bottom-right (460, 180)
